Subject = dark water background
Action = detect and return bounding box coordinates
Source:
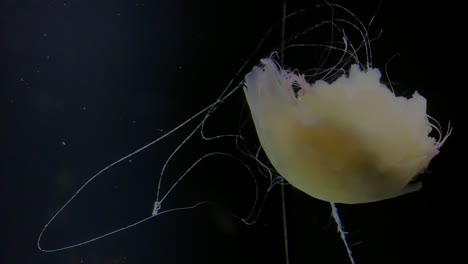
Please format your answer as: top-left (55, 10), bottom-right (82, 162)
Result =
top-left (2, 1), bottom-right (465, 264)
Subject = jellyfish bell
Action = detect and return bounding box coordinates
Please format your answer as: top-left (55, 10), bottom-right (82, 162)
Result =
top-left (243, 57), bottom-right (450, 204)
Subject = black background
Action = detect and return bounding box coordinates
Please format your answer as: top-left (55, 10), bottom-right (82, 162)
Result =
top-left (1, 1), bottom-right (466, 264)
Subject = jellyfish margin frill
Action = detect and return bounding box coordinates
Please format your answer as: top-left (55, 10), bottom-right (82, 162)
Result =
top-left (243, 58), bottom-right (443, 204)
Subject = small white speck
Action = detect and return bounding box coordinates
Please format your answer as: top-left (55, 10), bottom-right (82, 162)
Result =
top-left (61, 141), bottom-right (67, 146)
top-left (128, 159), bottom-right (132, 163)
top-left (81, 106), bottom-right (87, 110)
top-left (43, 33), bottom-right (47, 37)
top-left (116, 12), bottom-right (121, 16)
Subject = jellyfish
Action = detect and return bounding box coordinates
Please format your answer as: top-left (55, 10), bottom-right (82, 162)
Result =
top-left (37, 3), bottom-right (451, 264)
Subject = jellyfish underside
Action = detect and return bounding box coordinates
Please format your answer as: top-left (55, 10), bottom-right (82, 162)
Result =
top-left (244, 58), bottom-right (439, 204)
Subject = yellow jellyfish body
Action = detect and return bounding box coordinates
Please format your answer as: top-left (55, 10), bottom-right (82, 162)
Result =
top-left (244, 58), bottom-right (440, 204)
